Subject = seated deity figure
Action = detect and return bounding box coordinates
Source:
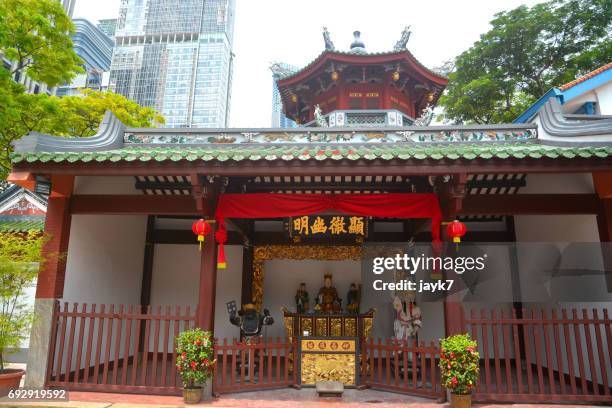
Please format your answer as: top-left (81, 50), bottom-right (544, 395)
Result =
top-left (317, 273), bottom-right (342, 313)
top-left (295, 282), bottom-right (310, 313)
top-left (346, 283), bottom-right (361, 313)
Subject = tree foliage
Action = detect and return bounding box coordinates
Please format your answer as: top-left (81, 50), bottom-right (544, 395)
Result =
top-left (0, 232), bottom-right (44, 371)
top-left (0, 0), bottom-right (165, 180)
top-left (0, 87), bottom-right (165, 178)
top-left (55, 90), bottom-right (165, 137)
top-left (439, 0), bottom-right (612, 124)
top-left (0, 0), bottom-right (83, 87)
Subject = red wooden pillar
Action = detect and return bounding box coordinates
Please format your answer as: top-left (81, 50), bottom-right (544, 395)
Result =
top-left (443, 265), bottom-right (465, 335)
top-left (596, 199), bottom-right (612, 292)
top-left (593, 172), bottom-right (612, 291)
top-left (35, 176), bottom-right (74, 299)
top-left (197, 223), bottom-right (217, 331)
top-left (439, 176), bottom-right (467, 336)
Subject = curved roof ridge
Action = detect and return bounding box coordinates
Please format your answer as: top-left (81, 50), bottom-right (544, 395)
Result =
top-left (277, 49), bottom-right (448, 85)
top-left (559, 62), bottom-right (612, 91)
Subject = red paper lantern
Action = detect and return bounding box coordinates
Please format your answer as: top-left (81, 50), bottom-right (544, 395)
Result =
top-left (446, 220), bottom-right (467, 243)
top-left (192, 219), bottom-right (212, 250)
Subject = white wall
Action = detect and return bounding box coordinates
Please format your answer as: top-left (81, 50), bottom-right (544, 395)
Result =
top-left (596, 80), bottom-right (612, 114)
top-left (149, 244), bottom-right (243, 341)
top-left (63, 214), bottom-right (147, 304)
top-left (520, 173), bottom-right (594, 194)
top-left (59, 214), bottom-right (146, 371)
top-left (515, 173), bottom-right (599, 243)
top-left (563, 80), bottom-right (612, 115)
top-left (513, 174), bottom-right (610, 385)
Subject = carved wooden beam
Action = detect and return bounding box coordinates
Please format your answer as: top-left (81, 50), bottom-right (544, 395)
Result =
top-left (437, 173), bottom-right (467, 219)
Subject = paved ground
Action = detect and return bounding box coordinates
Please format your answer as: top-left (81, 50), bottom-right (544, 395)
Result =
top-left (0, 389), bottom-right (605, 408)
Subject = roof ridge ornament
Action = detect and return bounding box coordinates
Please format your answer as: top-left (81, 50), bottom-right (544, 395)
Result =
top-left (393, 26), bottom-right (412, 51)
top-left (350, 31), bottom-right (366, 54)
top-left (413, 104), bottom-right (434, 126)
top-left (314, 105), bottom-right (329, 127)
top-left (323, 27), bottom-right (335, 51)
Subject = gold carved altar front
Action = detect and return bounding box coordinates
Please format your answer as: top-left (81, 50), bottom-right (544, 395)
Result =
top-left (282, 308), bottom-right (375, 342)
top-left (299, 338), bottom-right (358, 385)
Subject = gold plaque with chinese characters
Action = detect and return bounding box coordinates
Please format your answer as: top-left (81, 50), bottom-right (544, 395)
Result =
top-left (287, 215), bottom-right (368, 242)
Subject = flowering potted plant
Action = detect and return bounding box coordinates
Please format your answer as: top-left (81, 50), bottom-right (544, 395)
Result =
top-left (439, 334), bottom-right (479, 408)
top-left (175, 328), bottom-right (216, 404)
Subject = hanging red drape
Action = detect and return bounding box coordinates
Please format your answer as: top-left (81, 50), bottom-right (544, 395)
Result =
top-left (213, 193), bottom-right (442, 266)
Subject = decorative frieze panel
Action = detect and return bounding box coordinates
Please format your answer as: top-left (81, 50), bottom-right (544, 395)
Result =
top-left (124, 127), bottom-right (537, 145)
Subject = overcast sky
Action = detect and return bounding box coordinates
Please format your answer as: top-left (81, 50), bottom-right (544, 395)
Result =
top-left (74, 0), bottom-right (544, 127)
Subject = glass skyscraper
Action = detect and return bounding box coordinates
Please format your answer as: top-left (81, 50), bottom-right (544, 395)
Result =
top-left (270, 62), bottom-right (297, 128)
top-left (97, 19), bottom-right (118, 39)
top-left (57, 19), bottom-right (114, 96)
top-left (61, 0), bottom-right (76, 17)
top-left (109, 0), bottom-right (236, 128)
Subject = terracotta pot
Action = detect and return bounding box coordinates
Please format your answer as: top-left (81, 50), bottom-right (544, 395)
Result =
top-left (182, 386), bottom-right (203, 404)
top-left (0, 369), bottom-right (25, 396)
top-left (450, 393), bottom-right (472, 408)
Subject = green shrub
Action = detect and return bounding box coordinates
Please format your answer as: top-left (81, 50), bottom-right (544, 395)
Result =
top-left (0, 232), bottom-right (44, 372)
top-left (175, 328), bottom-right (215, 388)
top-left (439, 333), bottom-right (480, 395)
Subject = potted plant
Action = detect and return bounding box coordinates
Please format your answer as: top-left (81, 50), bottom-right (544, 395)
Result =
top-left (439, 333), bottom-right (480, 408)
top-left (0, 231), bottom-right (44, 395)
top-left (176, 328), bottom-right (216, 404)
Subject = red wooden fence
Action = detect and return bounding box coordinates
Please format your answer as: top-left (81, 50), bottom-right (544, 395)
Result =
top-left (464, 307), bottom-right (611, 403)
top-left (46, 302), bottom-right (196, 395)
top-left (213, 337), bottom-right (296, 394)
top-left (361, 338), bottom-right (443, 399)
top-left (46, 302), bottom-right (611, 403)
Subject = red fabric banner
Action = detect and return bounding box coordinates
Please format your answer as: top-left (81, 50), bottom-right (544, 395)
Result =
top-left (214, 193), bottom-right (441, 243)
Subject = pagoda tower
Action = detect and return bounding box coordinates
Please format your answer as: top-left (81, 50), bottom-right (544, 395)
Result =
top-left (276, 28), bottom-right (448, 126)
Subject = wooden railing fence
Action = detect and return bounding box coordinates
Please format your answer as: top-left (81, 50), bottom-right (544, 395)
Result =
top-left (464, 307), bottom-right (611, 403)
top-left (361, 338), bottom-right (443, 398)
top-left (46, 302), bottom-right (611, 404)
top-left (46, 302), bottom-right (195, 395)
top-left (213, 337), bottom-right (296, 394)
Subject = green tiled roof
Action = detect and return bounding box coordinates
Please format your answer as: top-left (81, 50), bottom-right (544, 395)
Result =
top-left (10, 143), bottom-right (612, 164)
top-left (0, 219), bottom-right (45, 232)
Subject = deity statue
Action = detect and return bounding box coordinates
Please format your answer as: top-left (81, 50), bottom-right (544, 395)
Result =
top-left (392, 294), bottom-right (422, 342)
top-left (317, 274), bottom-right (341, 313)
top-left (346, 283), bottom-right (361, 314)
top-left (229, 303), bottom-right (274, 342)
top-left (295, 282), bottom-right (310, 313)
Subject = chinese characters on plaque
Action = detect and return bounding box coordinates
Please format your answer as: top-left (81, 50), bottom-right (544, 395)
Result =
top-left (287, 215), bottom-right (368, 242)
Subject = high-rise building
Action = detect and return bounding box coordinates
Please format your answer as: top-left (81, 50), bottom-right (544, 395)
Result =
top-left (109, 0), bottom-right (236, 128)
top-left (97, 19), bottom-right (118, 39)
top-left (56, 19), bottom-right (114, 96)
top-left (61, 0), bottom-right (76, 17)
top-left (270, 63), bottom-right (298, 128)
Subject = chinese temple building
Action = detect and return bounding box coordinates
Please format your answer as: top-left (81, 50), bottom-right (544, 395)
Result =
top-left (0, 181), bottom-right (46, 233)
top-left (276, 29), bottom-right (447, 125)
top-left (8, 29), bottom-right (612, 403)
